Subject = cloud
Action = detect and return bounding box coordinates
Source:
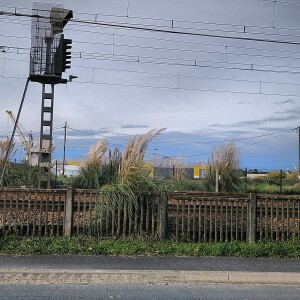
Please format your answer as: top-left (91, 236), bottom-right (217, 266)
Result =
top-left (274, 99), bottom-right (295, 105)
top-left (121, 124), bottom-right (149, 129)
top-left (238, 101), bottom-right (251, 105)
top-left (1, 0), bottom-right (299, 171)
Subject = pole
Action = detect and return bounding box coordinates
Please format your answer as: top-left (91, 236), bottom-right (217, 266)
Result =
top-left (0, 77), bottom-right (30, 186)
top-left (55, 160), bottom-right (58, 188)
top-left (244, 168), bottom-right (247, 192)
top-left (280, 169), bottom-right (283, 194)
top-left (62, 121), bottom-right (67, 176)
top-left (215, 165), bottom-right (219, 193)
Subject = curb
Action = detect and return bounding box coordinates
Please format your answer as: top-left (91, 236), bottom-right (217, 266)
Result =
top-left (0, 269), bottom-right (300, 285)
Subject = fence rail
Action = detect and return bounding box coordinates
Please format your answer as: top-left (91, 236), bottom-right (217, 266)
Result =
top-left (0, 188), bottom-right (66, 237)
top-left (0, 188), bottom-right (299, 242)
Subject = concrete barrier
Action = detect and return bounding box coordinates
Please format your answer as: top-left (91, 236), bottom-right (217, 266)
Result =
top-left (0, 269), bottom-right (299, 285)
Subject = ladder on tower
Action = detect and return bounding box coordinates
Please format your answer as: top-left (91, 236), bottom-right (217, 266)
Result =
top-left (38, 83), bottom-right (54, 189)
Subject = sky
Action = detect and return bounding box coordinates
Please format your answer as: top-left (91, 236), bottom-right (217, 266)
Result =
top-left (0, 0), bottom-right (300, 172)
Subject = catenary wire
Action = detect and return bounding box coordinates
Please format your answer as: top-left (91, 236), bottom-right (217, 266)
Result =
top-left (4, 55), bottom-right (300, 88)
top-left (4, 17), bottom-right (300, 61)
top-left (3, 73), bottom-right (300, 99)
top-left (3, 3), bottom-right (300, 39)
top-left (3, 9), bottom-right (300, 47)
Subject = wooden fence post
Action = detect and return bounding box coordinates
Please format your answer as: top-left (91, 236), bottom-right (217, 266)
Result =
top-left (159, 192), bottom-right (168, 240)
top-left (64, 187), bottom-right (73, 237)
top-left (248, 193), bottom-right (257, 242)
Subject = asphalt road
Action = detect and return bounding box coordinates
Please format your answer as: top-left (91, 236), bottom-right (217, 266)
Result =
top-left (0, 255), bottom-right (299, 272)
top-left (0, 283), bottom-right (300, 300)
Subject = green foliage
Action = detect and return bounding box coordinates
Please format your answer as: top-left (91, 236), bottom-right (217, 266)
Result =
top-left (99, 167), bottom-right (158, 216)
top-left (245, 171), bottom-right (300, 194)
top-left (72, 164), bottom-right (102, 189)
top-left (2, 162), bottom-right (39, 187)
top-left (94, 130), bottom-right (163, 219)
top-left (266, 171), bottom-right (285, 185)
top-left (204, 168), bottom-right (242, 193)
top-left (72, 144), bottom-right (121, 189)
top-left (1, 236), bottom-right (299, 258)
top-left (160, 179), bottom-right (206, 192)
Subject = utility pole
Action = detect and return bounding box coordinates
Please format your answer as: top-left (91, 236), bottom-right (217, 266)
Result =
top-left (62, 121), bottom-right (67, 176)
top-left (0, 78), bottom-right (30, 186)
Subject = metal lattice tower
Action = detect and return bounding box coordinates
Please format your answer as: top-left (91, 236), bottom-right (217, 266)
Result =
top-left (28, 2), bottom-right (73, 188)
top-left (0, 3), bottom-right (72, 188)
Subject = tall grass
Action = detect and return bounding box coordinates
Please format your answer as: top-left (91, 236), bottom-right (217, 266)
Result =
top-left (0, 138), bottom-right (16, 186)
top-left (102, 129), bottom-right (165, 207)
top-left (72, 140), bottom-right (108, 189)
top-left (87, 129), bottom-right (165, 234)
top-left (205, 142), bottom-right (242, 192)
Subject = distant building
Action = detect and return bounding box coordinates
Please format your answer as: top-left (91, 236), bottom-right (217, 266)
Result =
top-left (247, 173), bottom-right (268, 179)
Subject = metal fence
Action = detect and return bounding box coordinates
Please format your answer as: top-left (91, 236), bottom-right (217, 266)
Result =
top-left (256, 194), bottom-right (300, 241)
top-left (0, 188), bottom-right (299, 242)
top-left (167, 193), bottom-right (250, 242)
top-left (72, 190), bottom-right (162, 239)
top-left (0, 188), bottom-right (66, 237)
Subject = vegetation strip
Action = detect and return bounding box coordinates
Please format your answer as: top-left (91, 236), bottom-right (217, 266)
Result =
top-left (0, 236), bottom-right (299, 258)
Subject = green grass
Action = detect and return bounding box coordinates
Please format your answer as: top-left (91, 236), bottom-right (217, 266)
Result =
top-left (245, 182), bottom-right (300, 194)
top-left (0, 235), bottom-right (299, 258)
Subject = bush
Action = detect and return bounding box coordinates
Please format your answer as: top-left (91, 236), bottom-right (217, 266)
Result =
top-left (2, 162), bottom-right (39, 187)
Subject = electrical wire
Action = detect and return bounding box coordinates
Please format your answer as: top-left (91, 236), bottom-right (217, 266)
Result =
top-left (4, 16), bottom-right (300, 61)
top-left (4, 48), bottom-right (300, 87)
top-left (57, 125), bottom-right (296, 161)
top-left (3, 72), bottom-right (300, 98)
top-left (4, 32), bottom-right (300, 69)
top-left (237, 130), bottom-right (297, 150)
top-left (3, 17), bottom-right (300, 66)
top-left (66, 125), bottom-right (296, 146)
top-left (3, 2), bottom-right (300, 38)
top-left (1, 4), bottom-right (299, 167)
top-left (3, 9), bottom-right (300, 47)
top-left (4, 53), bottom-right (300, 88)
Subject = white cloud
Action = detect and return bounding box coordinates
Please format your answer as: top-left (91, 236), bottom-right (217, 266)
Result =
top-left (1, 0), bottom-right (299, 170)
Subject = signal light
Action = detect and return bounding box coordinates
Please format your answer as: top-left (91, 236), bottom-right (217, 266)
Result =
top-left (53, 34), bottom-right (72, 76)
top-left (61, 37), bottom-right (72, 72)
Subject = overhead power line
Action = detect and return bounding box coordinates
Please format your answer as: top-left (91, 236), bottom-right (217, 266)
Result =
top-left (4, 31), bottom-right (300, 67)
top-left (3, 72), bottom-right (300, 99)
top-left (4, 16), bottom-right (300, 59)
top-left (66, 125), bottom-right (296, 146)
top-left (2, 9), bottom-right (300, 47)
top-left (4, 46), bottom-right (300, 82)
top-left (61, 125), bottom-right (297, 160)
top-left (3, 2), bottom-right (300, 38)
top-left (4, 55), bottom-right (300, 88)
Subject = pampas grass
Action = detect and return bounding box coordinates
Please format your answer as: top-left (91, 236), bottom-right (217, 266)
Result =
top-left (0, 138), bottom-right (15, 167)
top-left (205, 142), bottom-right (242, 193)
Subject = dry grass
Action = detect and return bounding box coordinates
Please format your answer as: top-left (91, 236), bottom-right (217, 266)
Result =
top-left (118, 128), bottom-right (165, 184)
top-left (0, 138), bottom-right (15, 168)
top-left (206, 142), bottom-right (241, 192)
top-left (168, 156), bottom-right (188, 181)
top-left (212, 141), bottom-right (240, 170)
top-left (87, 140), bottom-right (108, 167)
